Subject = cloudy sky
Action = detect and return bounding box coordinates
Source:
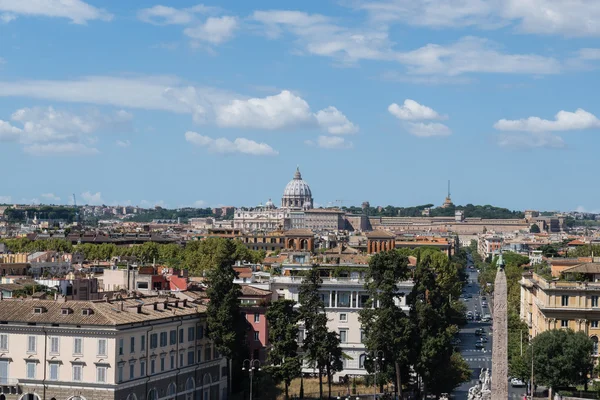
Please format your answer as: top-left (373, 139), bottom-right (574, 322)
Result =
top-left (0, 0), bottom-right (599, 211)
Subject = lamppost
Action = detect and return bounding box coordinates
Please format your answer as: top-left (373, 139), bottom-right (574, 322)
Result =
top-left (529, 335), bottom-right (534, 399)
top-left (242, 359), bottom-right (261, 400)
top-left (368, 351), bottom-right (385, 400)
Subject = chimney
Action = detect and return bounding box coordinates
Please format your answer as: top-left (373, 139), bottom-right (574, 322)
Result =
top-left (120, 301), bottom-right (124, 312)
top-left (174, 300), bottom-right (179, 308)
top-left (163, 300), bottom-right (169, 310)
top-left (153, 303), bottom-right (158, 311)
top-left (136, 304), bottom-right (143, 314)
top-left (182, 299), bottom-right (188, 307)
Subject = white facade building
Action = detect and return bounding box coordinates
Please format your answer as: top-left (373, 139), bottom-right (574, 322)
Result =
top-left (269, 258), bottom-right (413, 380)
top-left (0, 297), bottom-right (227, 400)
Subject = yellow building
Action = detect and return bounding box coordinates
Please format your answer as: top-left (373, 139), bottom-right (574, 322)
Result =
top-left (520, 264), bottom-right (600, 366)
top-left (0, 253), bottom-right (28, 263)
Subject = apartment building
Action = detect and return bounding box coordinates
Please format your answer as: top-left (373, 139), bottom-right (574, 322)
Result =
top-left (520, 264), bottom-right (600, 369)
top-left (270, 255), bottom-right (413, 380)
top-left (0, 296), bottom-right (227, 400)
top-left (478, 235), bottom-right (503, 260)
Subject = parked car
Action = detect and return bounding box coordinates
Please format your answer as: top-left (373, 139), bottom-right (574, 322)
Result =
top-left (479, 337), bottom-right (488, 343)
top-left (475, 328), bottom-right (485, 336)
top-left (475, 342), bottom-right (485, 349)
top-left (482, 314), bottom-right (492, 322)
top-left (511, 378), bottom-right (526, 387)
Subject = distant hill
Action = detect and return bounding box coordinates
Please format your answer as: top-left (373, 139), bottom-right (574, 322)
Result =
top-left (342, 204), bottom-right (524, 219)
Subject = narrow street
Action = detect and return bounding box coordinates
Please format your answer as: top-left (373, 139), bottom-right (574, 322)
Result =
top-left (452, 259), bottom-right (527, 400)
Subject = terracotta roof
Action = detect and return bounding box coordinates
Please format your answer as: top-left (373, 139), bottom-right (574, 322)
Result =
top-left (562, 263), bottom-right (600, 274)
top-left (284, 229), bottom-right (314, 237)
top-left (365, 230), bottom-right (396, 238)
top-left (240, 285), bottom-right (271, 297)
top-left (0, 298), bottom-right (205, 326)
top-left (234, 267), bottom-right (253, 279)
top-left (568, 240), bottom-right (586, 246)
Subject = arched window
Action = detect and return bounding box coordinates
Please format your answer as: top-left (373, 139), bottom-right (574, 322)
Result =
top-left (20, 395), bottom-right (41, 400)
top-left (166, 382), bottom-right (177, 399)
top-left (359, 354), bottom-right (367, 369)
top-left (202, 373), bottom-right (212, 400)
top-left (185, 377), bottom-right (195, 400)
top-left (592, 336), bottom-right (598, 355)
top-left (126, 395), bottom-right (137, 400)
top-left (147, 388), bottom-right (158, 400)
top-left (67, 397), bottom-right (87, 400)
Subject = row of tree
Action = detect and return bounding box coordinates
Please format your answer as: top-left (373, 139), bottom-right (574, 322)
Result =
top-left (342, 204), bottom-right (524, 219)
top-left (0, 238), bottom-right (265, 275)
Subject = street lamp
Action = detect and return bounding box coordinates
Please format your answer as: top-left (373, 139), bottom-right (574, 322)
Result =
top-left (368, 351), bottom-right (385, 400)
top-left (242, 359), bottom-right (261, 400)
top-left (529, 335), bottom-right (534, 399)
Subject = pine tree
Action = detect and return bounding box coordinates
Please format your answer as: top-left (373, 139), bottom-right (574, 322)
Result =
top-left (266, 300), bottom-right (302, 400)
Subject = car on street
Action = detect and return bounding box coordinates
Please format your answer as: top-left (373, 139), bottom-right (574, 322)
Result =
top-left (482, 314), bottom-right (492, 322)
top-left (467, 294), bottom-right (473, 298)
top-left (475, 342), bottom-right (485, 349)
top-left (481, 296), bottom-right (486, 300)
top-left (475, 313), bottom-right (481, 321)
top-left (475, 328), bottom-right (485, 335)
top-left (511, 378), bottom-right (526, 387)
top-left (479, 337), bottom-right (488, 343)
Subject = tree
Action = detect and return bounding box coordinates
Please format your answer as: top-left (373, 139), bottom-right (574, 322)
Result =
top-left (527, 329), bottom-right (593, 395)
top-left (265, 300), bottom-right (302, 400)
top-left (530, 224), bottom-right (541, 233)
top-left (359, 250), bottom-right (412, 399)
top-left (299, 267), bottom-right (331, 400)
top-left (324, 331), bottom-right (344, 400)
top-left (205, 239), bottom-right (246, 397)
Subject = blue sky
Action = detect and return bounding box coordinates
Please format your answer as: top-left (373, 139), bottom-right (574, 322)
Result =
top-left (0, 0), bottom-right (599, 212)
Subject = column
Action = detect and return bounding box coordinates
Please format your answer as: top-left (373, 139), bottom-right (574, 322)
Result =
top-left (329, 291), bottom-right (333, 308)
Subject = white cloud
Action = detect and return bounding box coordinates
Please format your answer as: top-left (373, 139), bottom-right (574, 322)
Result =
top-left (396, 37), bottom-right (561, 76)
top-left (192, 200), bottom-right (207, 207)
top-left (0, 195), bottom-right (11, 203)
top-left (354, 0), bottom-right (600, 37)
top-left (140, 199), bottom-right (166, 208)
top-left (0, 0), bottom-right (112, 24)
top-left (314, 136), bottom-right (353, 149)
top-left (216, 90), bottom-right (314, 130)
top-left (185, 131), bottom-right (278, 156)
top-left (494, 109), bottom-right (600, 132)
top-left (495, 132), bottom-right (566, 149)
top-left (184, 16), bottom-right (238, 45)
top-left (3, 106), bottom-right (132, 155)
top-left (577, 48), bottom-right (600, 61)
top-left (388, 99), bottom-right (446, 121)
top-left (0, 75), bottom-right (236, 124)
top-left (116, 139), bottom-right (131, 147)
top-left (41, 193), bottom-right (61, 203)
top-left (407, 122), bottom-right (452, 137)
top-left (81, 191), bottom-right (104, 205)
top-left (0, 13), bottom-right (15, 23)
top-left (24, 142), bottom-right (99, 156)
top-left (0, 119), bottom-right (22, 141)
top-left (314, 106), bottom-right (359, 134)
top-left (139, 5), bottom-right (236, 46)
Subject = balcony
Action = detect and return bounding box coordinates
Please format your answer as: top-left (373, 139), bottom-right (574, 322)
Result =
top-left (272, 276), bottom-right (365, 286)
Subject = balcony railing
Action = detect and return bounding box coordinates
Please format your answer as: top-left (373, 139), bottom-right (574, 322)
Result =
top-left (271, 276), bottom-right (365, 285)
top-left (0, 378), bottom-right (19, 385)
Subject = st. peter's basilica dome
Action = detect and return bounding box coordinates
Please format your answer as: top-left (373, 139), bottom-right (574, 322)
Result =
top-left (281, 167), bottom-right (313, 209)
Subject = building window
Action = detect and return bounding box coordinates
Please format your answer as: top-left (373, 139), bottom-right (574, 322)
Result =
top-left (593, 296), bottom-right (599, 307)
top-left (188, 327), bottom-right (195, 342)
top-left (74, 338), bottom-right (83, 355)
top-left (129, 363), bottom-right (135, 380)
top-left (360, 330), bottom-right (365, 343)
top-left (179, 353), bottom-right (184, 367)
top-left (593, 321), bottom-right (599, 328)
top-left (130, 337), bottom-right (135, 353)
top-left (561, 320), bottom-right (569, 328)
top-left (170, 330), bottom-right (177, 345)
top-left (359, 354), bottom-right (367, 369)
top-left (160, 356), bottom-right (165, 372)
top-left (339, 329), bottom-right (348, 343)
top-left (119, 338), bottom-right (124, 356)
top-left (254, 332), bottom-right (260, 342)
top-left (26, 361), bottom-right (36, 379)
top-left (197, 325), bottom-right (204, 339)
top-left (170, 354), bottom-right (175, 369)
top-left (340, 313), bottom-right (347, 322)
top-left (150, 359), bottom-right (155, 374)
top-left (197, 349), bottom-right (202, 364)
top-left (50, 337), bottom-right (59, 354)
top-left (179, 329), bottom-right (184, 343)
top-left (49, 363), bottom-right (59, 380)
top-left (188, 351), bottom-right (194, 365)
top-left (205, 346), bottom-right (212, 362)
top-left (141, 335), bottom-right (146, 351)
top-left (72, 365), bottom-right (82, 382)
top-left (97, 366), bottom-right (107, 383)
top-left (0, 334), bottom-right (7, 351)
top-left (593, 337), bottom-right (599, 355)
top-left (254, 313), bottom-right (260, 323)
top-left (140, 360), bottom-right (146, 376)
top-left (160, 332), bottom-right (167, 347)
top-left (561, 295), bottom-right (569, 306)
top-left (27, 336), bottom-right (36, 353)
top-left (98, 339), bottom-right (107, 356)
top-left (150, 334), bottom-right (158, 349)
top-left (118, 365), bottom-right (124, 382)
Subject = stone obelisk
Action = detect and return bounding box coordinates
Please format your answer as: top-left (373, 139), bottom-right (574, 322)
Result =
top-left (491, 253), bottom-right (508, 400)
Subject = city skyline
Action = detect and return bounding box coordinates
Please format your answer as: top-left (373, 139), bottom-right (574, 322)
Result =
top-left (0, 1), bottom-right (599, 211)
